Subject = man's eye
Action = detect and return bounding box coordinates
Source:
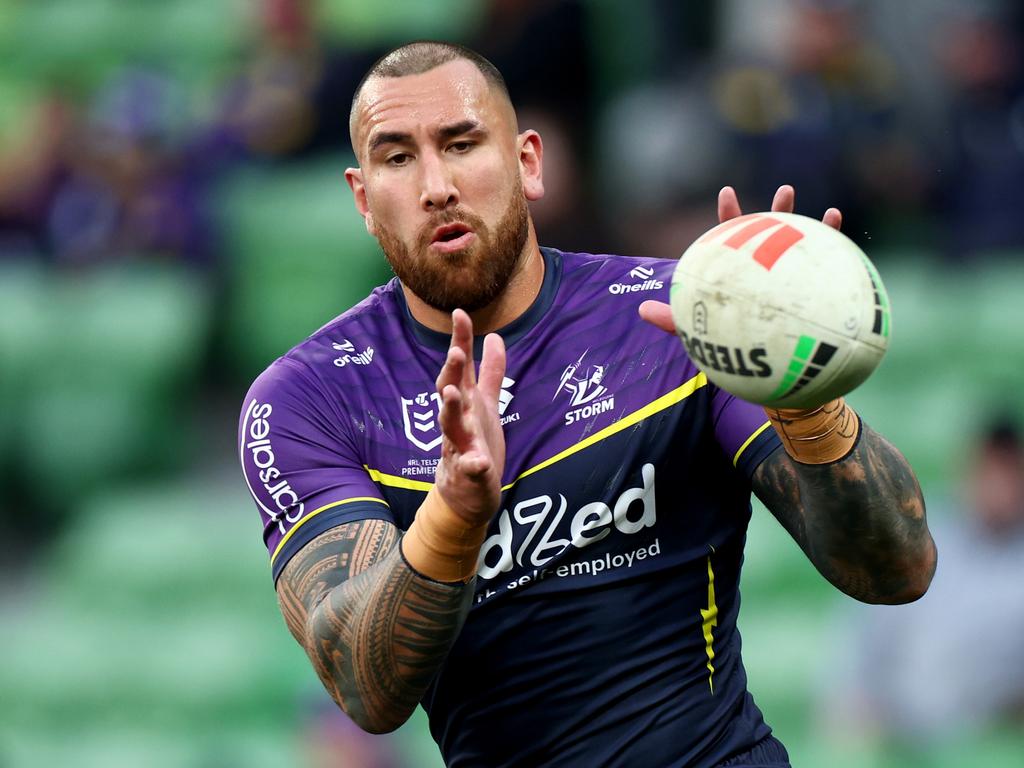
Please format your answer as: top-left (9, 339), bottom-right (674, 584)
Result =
top-left (386, 153), bottom-right (410, 166)
top-left (449, 142), bottom-right (473, 153)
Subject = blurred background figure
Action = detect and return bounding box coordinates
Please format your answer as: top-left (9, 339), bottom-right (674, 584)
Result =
top-left (302, 697), bottom-right (403, 768)
top-left (1, 0), bottom-right (1023, 766)
top-left (215, 0), bottom-right (379, 161)
top-left (820, 416), bottom-right (1024, 764)
top-left (931, 2), bottom-right (1024, 260)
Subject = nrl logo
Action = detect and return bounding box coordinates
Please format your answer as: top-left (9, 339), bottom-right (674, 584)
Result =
top-left (401, 391), bottom-right (443, 451)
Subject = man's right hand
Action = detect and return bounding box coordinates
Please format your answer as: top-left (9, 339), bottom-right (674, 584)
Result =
top-left (433, 308), bottom-right (507, 527)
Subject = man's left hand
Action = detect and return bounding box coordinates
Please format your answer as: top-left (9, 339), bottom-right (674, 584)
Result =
top-left (638, 184), bottom-right (842, 332)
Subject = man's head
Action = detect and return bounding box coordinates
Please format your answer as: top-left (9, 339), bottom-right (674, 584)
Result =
top-left (969, 417), bottom-right (1024, 535)
top-left (345, 42), bottom-right (544, 314)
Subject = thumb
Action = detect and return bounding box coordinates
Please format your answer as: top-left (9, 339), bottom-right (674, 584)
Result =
top-left (639, 300), bottom-right (676, 334)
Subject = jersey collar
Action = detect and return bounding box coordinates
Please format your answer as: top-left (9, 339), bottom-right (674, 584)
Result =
top-left (395, 247), bottom-right (563, 357)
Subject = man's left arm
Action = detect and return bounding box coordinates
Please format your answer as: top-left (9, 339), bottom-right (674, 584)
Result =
top-left (752, 418), bottom-right (937, 604)
top-left (639, 183), bottom-right (937, 604)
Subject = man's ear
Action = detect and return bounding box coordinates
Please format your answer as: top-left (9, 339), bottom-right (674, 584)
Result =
top-left (345, 166), bottom-right (376, 236)
top-left (518, 130), bottom-right (544, 202)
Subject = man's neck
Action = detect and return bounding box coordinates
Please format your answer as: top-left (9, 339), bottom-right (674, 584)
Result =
top-left (402, 234), bottom-right (545, 336)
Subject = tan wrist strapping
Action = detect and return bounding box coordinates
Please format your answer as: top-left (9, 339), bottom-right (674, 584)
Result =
top-left (764, 397), bottom-right (861, 465)
top-left (401, 487), bottom-right (489, 584)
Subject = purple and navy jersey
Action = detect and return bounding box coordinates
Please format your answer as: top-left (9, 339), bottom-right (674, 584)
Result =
top-left (240, 247), bottom-right (784, 767)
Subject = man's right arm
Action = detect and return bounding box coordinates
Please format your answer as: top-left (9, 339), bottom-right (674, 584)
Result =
top-left (274, 309), bottom-right (507, 734)
top-left (276, 518), bottom-right (474, 733)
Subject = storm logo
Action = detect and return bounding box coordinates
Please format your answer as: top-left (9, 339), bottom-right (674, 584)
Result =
top-left (555, 351), bottom-right (615, 425)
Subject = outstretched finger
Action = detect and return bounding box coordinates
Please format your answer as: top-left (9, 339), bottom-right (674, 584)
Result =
top-left (476, 332), bottom-right (507, 403)
top-left (438, 382), bottom-right (472, 453)
top-left (436, 343), bottom-right (466, 396)
top-left (718, 186), bottom-right (743, 223)
top-left (450, 309), bottom-right (477, 389)
top-left (771, 185), bottom-right (795, 214)
top-left (823, 207), bottom-right (842, 231)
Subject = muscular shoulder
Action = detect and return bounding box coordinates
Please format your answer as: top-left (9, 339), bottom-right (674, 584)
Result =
top-left (239, 284), bottom-right (408, 482)
top-left (557, 249), bottom-right (676, 290)
top-left (549, 249), bottom-right (675, 334)
top-left (273, 279), bottom-right (404, 372)
top-left (243, 279), bottom-right (408, 409)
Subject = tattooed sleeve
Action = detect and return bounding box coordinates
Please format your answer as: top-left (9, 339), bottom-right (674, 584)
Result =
top-left (752, 421), bottom-right (937, 604)
top-left (276, 520), bottom-right (474, 732)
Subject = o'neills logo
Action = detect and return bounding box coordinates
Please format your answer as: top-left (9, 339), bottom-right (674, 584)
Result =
top-left (476, 463), bottom-right (658, 581)
top-left (608, 265), bottom-right (664, 294)
top-left (609, 278), bottom-right (664, 294)
top-left (677, 329), bottom-right (772, 378)
top-left (241, 399), bottom-right (304, 532)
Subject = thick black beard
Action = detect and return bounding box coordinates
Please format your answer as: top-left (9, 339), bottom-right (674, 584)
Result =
top-left (377, 191), bottom-right (530, 313)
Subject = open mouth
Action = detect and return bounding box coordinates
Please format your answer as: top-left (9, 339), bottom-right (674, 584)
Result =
top-left (433, 223), bottom-right (472, 243)
top-left (431, 223), bottom-right (475, 252)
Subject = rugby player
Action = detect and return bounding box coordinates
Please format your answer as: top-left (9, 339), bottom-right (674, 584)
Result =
top-left (240, 41), bottom-right (937, 767)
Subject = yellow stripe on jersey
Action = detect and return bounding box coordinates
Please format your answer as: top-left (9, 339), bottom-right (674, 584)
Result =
top-left (363, 372), bottom-right (708, 496)
top-left (502, 372), bottom-right (707, 491)
top-left (364, 466), bottom-right (434, 492)
top-left (270, 496), bottom-right (389, 565)
top-left (732, 420), bottom-right (772, 467)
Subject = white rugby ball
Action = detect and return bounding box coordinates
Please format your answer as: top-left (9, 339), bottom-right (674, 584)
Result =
top-left (670, 211), bottom-right (891, 409)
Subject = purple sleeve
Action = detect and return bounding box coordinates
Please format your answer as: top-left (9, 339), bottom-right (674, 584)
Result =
top-left (239, 358), bottom-right (394, 582)
top-left (710, 386), bottom-right (781, 482)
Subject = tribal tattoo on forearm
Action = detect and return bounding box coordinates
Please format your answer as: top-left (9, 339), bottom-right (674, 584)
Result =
top-left (277, 520), bottom-right (474, 732)
top-left (753, 421), bottom-right (937, 604)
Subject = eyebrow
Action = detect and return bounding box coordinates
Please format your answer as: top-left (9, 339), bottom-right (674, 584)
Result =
top-left (368, 130), bottom-right (411, 155)
top-left (367, 120), bottom-right (487, 156)
top-left (437, 120), bottom-right (485, 141)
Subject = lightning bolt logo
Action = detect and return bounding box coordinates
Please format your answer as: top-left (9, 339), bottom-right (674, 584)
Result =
top-left (701, 552), bottom-right (719, 694)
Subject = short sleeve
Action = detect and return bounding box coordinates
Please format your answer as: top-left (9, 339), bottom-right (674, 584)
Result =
top-left (709, 386), bottom-right (782, 482)
top-left (239, 358), bottom-right (395, 582)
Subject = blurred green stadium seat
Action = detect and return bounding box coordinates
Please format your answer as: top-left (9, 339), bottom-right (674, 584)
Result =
top-left (6, 0), bottom-right (240, 89)
top-left (318, 0), bottom-right (482, 46)
top-left (215, 156), bottom-right (393, 382)
top-left (848, 257), bottom-right (1024, 488)
top-left (14, 264), bottom-right (211, 516)
top-left (0, 478), bottom-right (444, 767)
top-left (0, 261), bottom-right (48, 469)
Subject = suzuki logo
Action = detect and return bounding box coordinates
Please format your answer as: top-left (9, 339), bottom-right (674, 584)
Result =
top-left (498, 377), bottom-right (515, 415)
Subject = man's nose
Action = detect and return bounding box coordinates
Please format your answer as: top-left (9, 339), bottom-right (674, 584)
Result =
top-left (419, 151), bottom-right (459, 211)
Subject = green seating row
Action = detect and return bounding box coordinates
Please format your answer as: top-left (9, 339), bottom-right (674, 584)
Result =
top-left (214, 156), bottom-right (393, 382)
top-left (0, 261), bottom-right (211, 518)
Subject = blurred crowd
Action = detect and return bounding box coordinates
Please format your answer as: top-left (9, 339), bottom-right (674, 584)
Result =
top-left (3, 2), bottom-right (1024, 766)
top-left (821, 416), bottom-right (1024, 760)
top-left (3, 0), bottom-right (1024, 271)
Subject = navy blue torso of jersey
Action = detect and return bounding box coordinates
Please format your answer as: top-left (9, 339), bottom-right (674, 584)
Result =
top-left (240, 248), bottom-right (784, 766)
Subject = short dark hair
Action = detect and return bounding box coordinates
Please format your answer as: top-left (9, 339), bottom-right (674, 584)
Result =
top-left (349, 41), bottom-right (512, 149)
top-left (983, 415), bottom-right (1022, 454)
